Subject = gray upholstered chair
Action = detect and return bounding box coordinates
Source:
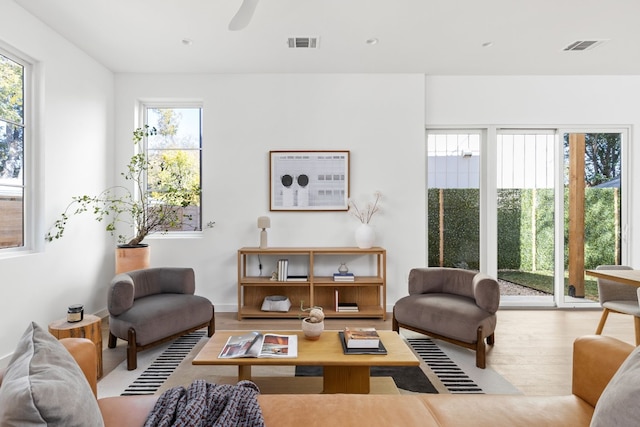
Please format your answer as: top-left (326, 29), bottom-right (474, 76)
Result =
top-left (393, 267), bottom-right (500, 368)
top-left (594, 265), bottom-right (639, 345)
top-left (107, 267), bottom-right (215, 370)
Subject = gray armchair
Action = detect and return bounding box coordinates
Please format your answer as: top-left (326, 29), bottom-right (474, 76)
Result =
top-left (107, 267), bottom-right (215, 370)
top-left (594, 265), bottom-right (639, 345)
top-left (393, 267), bottom-right (500, 368)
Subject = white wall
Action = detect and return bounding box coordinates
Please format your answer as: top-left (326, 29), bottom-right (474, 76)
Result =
top-left (425, 75), bottom-right (640, 269)
top-left (115, 73), bottom-right (427, 313)
top-left (5, 4), bottom-right (639, 366)
top-left (0, 0), bottom-right (114, 364)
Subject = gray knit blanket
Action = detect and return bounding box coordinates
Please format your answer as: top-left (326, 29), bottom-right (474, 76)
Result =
top-left (143, 380), bottom-right (265, 427)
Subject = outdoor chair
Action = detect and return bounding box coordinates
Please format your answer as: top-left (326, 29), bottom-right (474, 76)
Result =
top-left (594, 264), bottom-right (640, 345)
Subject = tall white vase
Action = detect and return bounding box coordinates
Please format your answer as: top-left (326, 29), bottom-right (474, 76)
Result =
top-left (355, 223), bottom-right (375, 249)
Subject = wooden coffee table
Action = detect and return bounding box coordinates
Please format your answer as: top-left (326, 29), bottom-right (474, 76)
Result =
top-left (192, 330), bottom-right (419, 394)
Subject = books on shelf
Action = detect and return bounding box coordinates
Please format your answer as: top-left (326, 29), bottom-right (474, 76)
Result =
top-left (334, 288), bottom-right (359, 312)
top-left (343, 327), bottom-right (380, 348)
top-left (218, 332), bottom-right (298, 359)
top-left (333, 273), bottom-right (355, 282)
top-left (277, 259), bottom-right (288, 281)
top-left (338, 331), bottom-right (387, 355)
top-left (277, 259), bottom-right (307, 281)
top-left (286, 275), bottom-right (308, 282)
top-left (337, 302), bottom-right (359, 312)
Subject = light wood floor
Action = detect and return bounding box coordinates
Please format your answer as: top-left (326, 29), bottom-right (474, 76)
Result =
top-left (102, 308), bottom-right (636, 396)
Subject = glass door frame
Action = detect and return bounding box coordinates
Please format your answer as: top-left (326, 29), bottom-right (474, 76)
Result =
top-left (555, 127), bottom-right (630, 308)
top-left (427, 125), bottom-right (630, 309)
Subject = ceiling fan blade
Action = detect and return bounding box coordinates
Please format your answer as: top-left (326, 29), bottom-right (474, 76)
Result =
top-left (228, 0), bottom-right (259, 31)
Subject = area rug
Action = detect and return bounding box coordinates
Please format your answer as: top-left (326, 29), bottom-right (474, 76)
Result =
top-left (98, 329), bottom-right (519, 398)
top-left (294, 365), bottom-right (437, 393)
top-left (98, 330), bottom-right (207, 398)
top-left (402, 330), bottom-right (521, 395)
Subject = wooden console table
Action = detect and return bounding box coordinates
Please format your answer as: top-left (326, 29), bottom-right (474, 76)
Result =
top-left (237, 247), bottom-right (387, 320)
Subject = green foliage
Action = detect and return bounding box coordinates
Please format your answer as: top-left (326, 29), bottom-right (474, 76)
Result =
top-left (0, 55), bottom-right (22, 123)
top-left (427, 189), bottom-right (479, 270)
top-left (0, 55), bottom-right (24, 180)
top-left (149, 150), bottom-right (201, 206)
top-left (45, 126), bottom-right (208, 246)
top-left (429, 187), bottom-right (618, 273)
top-left (563, 188), bottom-right (618, 269)
top-left (563, 133), bottom-right (621, 187)
top-left (497, 189), bottom-right (521, 269)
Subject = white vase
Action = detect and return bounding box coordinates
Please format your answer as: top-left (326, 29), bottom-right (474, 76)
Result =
top-left (301, 318), bottom-right (324, 340)
top-left (355, 223), bottom-right (375, 249)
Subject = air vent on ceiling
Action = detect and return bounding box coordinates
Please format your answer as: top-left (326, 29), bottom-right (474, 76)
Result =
top-left (563, 40), bottom-right (607, 51)
top-left (287, 37), bottom-right (319, 49)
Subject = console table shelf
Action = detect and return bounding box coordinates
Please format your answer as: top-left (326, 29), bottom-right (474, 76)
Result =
top-left (237, 246), bottom-right (386, 320)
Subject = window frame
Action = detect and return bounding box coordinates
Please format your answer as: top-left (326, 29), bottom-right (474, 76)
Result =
top-left (0, 44), bottom-right (34, 255)
top-left (139, 102), bottom-right (204, 239)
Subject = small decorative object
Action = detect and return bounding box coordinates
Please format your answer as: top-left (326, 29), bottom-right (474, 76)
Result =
top-left (348, 191), bottom-right (381, 249)
top-left (354, 224), bottom-right (375, 249)
top-left (300, 302), bottom-right (325, 340)
top-left (67, 304), bottom-right (84, 323)
top-left (261, 295), bottom-right (291, 312)
top-left (338, 262), bottom-right (349, 275)
top-left (257, 216), bottom-right (271, 248)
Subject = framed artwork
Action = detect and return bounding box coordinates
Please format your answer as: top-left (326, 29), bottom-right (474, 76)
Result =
top-left (270, 150), bottom-right (350, 211)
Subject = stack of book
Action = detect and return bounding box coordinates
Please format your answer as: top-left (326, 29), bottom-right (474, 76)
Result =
top-left (277, 259), bottom-right (288, 281)
top-left (342, 327), bottom-right (380, 349)
top-left (337, 302), bottom-right (359, 312)
top-left (333, 273), bottom-right (355, 282)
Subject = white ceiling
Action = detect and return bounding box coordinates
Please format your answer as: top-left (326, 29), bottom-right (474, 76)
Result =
top-left (13, 0), bottom-right (640, 75)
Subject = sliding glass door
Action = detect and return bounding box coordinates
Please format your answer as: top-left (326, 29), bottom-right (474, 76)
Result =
top-left (426, 132), bottom-right (480, 270)
top-left (563, 132), bottom-right (624, 304)
top-left (496, 131), bottom-right (555, 304)
top-left (426, 128), bottom-right (628, 308)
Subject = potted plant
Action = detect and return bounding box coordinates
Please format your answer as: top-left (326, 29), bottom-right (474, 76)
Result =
top-left (300, 302), bottom-right (325, 340)
top-left (45, 125), bottom-right (209, 272)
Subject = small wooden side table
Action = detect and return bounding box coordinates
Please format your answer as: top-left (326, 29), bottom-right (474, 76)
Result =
top-left (48, 314), bottom-right (103, 379)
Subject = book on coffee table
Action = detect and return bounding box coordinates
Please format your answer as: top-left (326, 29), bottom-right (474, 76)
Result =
top-left (218, 331), bottom-right (298, 359)
top-left (338, 331), bottom-right (387, 355)
top-left (343, 327), bottom-right (380, 348)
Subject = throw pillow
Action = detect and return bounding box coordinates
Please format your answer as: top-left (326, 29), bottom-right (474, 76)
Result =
top-left (0, 322), bottom-right (104, 427)
top-left (591, 343), bottom-right (640, 427)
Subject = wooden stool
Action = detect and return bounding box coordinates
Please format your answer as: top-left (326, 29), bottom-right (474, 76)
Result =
top-left (48, 314), bottom-right (103, 379)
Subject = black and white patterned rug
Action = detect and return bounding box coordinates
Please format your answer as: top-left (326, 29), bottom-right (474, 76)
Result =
top-left (404, 332), bottom-right (520, 395)
top-left (120, 330), bottom-right (206, 396)
top-left (99, 330), bottom-right (518, 397)
top-left (407, 338), bottom-right (483, 394)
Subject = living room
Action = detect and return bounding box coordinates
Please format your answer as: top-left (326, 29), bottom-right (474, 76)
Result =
top-left (1, 0), bottom-right (639, 402)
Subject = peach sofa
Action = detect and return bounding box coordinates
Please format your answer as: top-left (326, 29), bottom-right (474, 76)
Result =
top-left (1, 329), bottom-right (634, 426)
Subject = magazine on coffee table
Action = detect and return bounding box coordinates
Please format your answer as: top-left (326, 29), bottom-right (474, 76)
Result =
top-left (218, 332), bottom-right (298, 358)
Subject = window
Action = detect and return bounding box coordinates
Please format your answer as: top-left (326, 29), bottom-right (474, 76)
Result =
top-left (496, 130), bottom-right (555, 303)
top-left (426, 131), bottom-right (481, 270)
top-left (563, 132), bottom-right (624, 302)
top-left (0, 51), bottom-right (26, 250)
top-left (143, 106), bottom-right (202, 233)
